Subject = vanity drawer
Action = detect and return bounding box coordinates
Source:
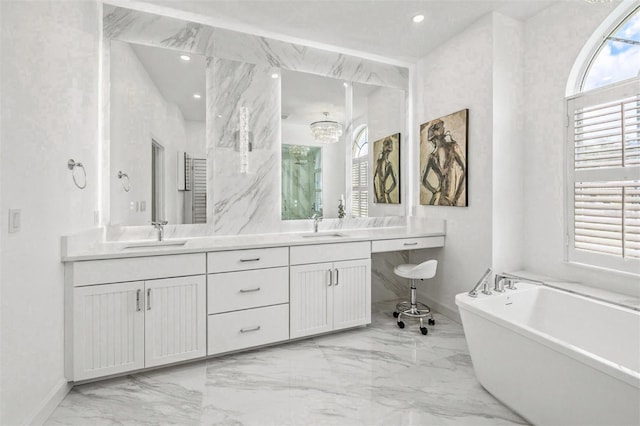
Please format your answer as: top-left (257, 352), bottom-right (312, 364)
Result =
top-left (371, 236), bottom-right (445, 253)
top-left (208, 267), bottom-right (289, 314)
top-left (71, 253), bottom-right (206, 286)
top-left (207, 304), bottom-right (289, 355)
top-left (207, 247), bottom-right (288, 273)
top-left (290, 241), bottom-right (370, 265)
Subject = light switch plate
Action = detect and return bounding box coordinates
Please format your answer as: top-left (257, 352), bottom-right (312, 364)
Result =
top-left (140, 201), bottom-right (146, 212)
top-left (8, 209), bottom-right (21, 233)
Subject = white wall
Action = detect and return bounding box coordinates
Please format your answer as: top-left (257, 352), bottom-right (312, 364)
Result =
top-left (0, 1), bottom-right (100, 424)
top-left (523, 1), bottom-right (639, 296)
top-left (492, 14), bottom-right (525, 273)
top-left (185, 120), bottom-right (206, 157)
top-left (414, 14), bottom-right (495, 318)
top-left (110, 40), bottom-right (187, 226)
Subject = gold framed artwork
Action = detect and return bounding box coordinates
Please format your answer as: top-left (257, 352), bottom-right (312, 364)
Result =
top-left (372, 133), bottom-right (401, 204)
top-left (419, 109), bottom-right (468, 207)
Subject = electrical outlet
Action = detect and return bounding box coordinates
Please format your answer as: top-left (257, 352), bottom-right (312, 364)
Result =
top-left (8, 209), bottom-right (21, 233)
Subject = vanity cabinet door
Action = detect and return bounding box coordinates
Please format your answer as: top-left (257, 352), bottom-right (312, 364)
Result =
top-left (290, 262), bottom-right (334, 339)
top-left (144, 275), bottom-right (206, 367)
top-left (73, 281), bottom-right (145, 381)
top-left (333, 259), bottom-right (371, 331)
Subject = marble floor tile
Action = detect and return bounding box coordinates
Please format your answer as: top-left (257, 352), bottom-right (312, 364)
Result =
top-left (46, 302), bottom-right (528, 426)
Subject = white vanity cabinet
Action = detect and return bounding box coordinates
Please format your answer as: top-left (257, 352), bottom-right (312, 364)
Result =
top-left (66, 254), bottom-right (206, 381)
top-left (206, 247), bottom-right (290, 355)
top-left (289, 242), bottom-right (371, 339)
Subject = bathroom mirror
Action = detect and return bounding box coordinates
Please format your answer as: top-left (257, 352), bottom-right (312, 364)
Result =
top-left (280, 69), bottom-right (406, 219)
top-left (103, 6), bottom-right (410, 230)
top-left (109, 40), bottom-right (207, 226)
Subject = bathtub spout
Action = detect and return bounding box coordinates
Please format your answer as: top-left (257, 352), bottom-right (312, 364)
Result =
top-left (495, 272), bottom-right (546, 291)
top-left (468, 268), bottom-right (493, 297)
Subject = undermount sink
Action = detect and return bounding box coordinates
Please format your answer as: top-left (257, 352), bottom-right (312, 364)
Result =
top-left (123, 239), bottom-right (188, 249)
top-left (300, 232), bottom-right (346, 238)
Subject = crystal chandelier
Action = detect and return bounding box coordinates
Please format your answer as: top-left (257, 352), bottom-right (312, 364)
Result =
top-left (288, 145), bottom-right (310, 164)
top-left (310, 112), bottom-right (343, 144)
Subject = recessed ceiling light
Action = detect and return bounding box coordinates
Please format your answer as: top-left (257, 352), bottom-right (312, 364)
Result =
top-left (412, 14), bottom-right (425, 23)
top-left (180, 54), bottom-right (191, 61)
top-left (271, 73), bottom-right (279, 79)
top-left (193, 93), bottom-right (202, 99)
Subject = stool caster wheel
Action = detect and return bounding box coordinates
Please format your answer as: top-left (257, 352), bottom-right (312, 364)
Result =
top-left (428, 318), bottom-right (435, 326)
top-left (393, 311), bottom-right (399, 318)
top-left (397, 321), bottom-right (405, 329)
top-left (420, 327), bottom-right (428, 335)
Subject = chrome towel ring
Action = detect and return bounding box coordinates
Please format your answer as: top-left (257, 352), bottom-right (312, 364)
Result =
top-left (118, 171), bottom-right (131, 192)
top-left (67, 159), bottom-right (87, 189)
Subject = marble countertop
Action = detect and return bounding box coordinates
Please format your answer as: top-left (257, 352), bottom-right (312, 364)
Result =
top-left (62, 226), bottom-right (445, 262)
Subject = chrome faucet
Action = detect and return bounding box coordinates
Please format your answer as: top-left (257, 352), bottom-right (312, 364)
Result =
top-left (494, 272), bottom-right (545, 291)
top-left (468, 268), bottom-right (493, 297)
top-left (151, 220), bottom-right (168, 241)
top-left (312, 214), bottom-right (322, 233)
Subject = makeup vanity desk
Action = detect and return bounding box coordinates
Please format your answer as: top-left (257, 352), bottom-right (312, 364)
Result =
top-left (62, 224), bottom-right (445, 382)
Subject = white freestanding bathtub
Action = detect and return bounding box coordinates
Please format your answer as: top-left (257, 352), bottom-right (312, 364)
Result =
top-left (456, 283), bottom-right (640, 426)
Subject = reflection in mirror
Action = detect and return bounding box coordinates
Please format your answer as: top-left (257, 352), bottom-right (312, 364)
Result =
top-left (280, 69), bottom-right (346, 220)
top-left (109, 40), bottom-right (207, 225)
top-left (282, 145), bottom-right (322, 220)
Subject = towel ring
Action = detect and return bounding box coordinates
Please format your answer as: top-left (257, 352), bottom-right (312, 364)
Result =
top-left (118, 171), bottom-right (131, 192)
top-left (67, 159), bottom-right (87, 190)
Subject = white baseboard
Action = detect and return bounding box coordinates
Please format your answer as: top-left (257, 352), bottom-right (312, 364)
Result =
top-left (25, 378), bottom-right (71, 425)
top-left (417, 294), bottom-right (462, 324)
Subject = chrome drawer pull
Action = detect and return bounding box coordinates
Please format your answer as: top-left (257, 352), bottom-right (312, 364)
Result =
top-left (327, 269), bottom-right (333, 286)
top-left (240, 287), bottom-right (261, 293)
top-left (240, 258), bottom-right (261, 262)
top-left (147, 288), bottom-right (151, 310)
top-left (335, 268), bottom-right (339, 286)
top-left (136, 289), bottom-right (141, 311)
top-left (403, 242), bottom-right (418, 246)
top-left (240, 326), bottom-right (261, 333)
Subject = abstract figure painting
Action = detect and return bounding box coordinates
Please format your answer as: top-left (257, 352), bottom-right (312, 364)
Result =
top-left (373, 133), bottom-right (401, 204)
top-left (420, 109), bottom-right (468, 206)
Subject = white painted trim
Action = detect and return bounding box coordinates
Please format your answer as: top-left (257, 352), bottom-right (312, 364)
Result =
top-left (101, 0), bottom-right (414, 68)
top-left (565, 0), bottom-right (639, 96)
top-left (24, 378), bottom-right (72, 425)
top-left (416, 292), bottom-right (462, 324)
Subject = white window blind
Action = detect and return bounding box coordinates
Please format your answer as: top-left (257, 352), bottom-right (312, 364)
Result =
top-left (352, 159), bottom-right (368, 218)
top-left (567, 78), bottom-right (640, 274)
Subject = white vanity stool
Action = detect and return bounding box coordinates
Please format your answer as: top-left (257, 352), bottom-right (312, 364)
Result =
top-left (392, 260), bottom-right (437, 335)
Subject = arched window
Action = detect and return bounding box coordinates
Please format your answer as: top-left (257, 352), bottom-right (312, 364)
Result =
top-left (582, 8), bottom-right (640, 91)
top-left (352, 126), bottom-right (368, 217)
top-left (566, 6), bottom-right (640, 274)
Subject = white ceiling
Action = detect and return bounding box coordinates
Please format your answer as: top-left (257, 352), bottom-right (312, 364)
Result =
top-left (144, 0), bottom-right (557, 62)
top-left (130, 43), bottom-right (206, 122)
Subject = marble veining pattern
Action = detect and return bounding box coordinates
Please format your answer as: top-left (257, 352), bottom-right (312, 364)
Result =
top-left (46, 304), bottom-right (527, 425)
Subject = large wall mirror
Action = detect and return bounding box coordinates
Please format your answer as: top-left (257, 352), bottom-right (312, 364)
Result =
top-left (280, 69), bottom-right (406, 220)
top-left (103, 6), bottom-right (409, 231)
top-left (109, 40), bottom-right (207, 226)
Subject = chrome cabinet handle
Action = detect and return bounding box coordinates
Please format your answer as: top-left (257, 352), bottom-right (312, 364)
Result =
top-left (335, 268), bottom-right (339, 286)
top-left (240, 325), bottom-right (261, 333)
top-left (240, 287), bottom-right (261, 293)
top-left (146, 288), bottom-right (151, 310)
top-left (403, 242), bottom-right (418, 246)
top-left (136, 289), bottom-right (141, 312)
top-left (327, 269), bottom-right (333, 286)
top-left (240, 258), bottom-right (260, 262)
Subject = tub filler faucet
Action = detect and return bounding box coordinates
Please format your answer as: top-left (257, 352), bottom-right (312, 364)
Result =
top-left (468, 268), bottom-right (493, 297)
top-left (494, 272), bottom-right (545, 291)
